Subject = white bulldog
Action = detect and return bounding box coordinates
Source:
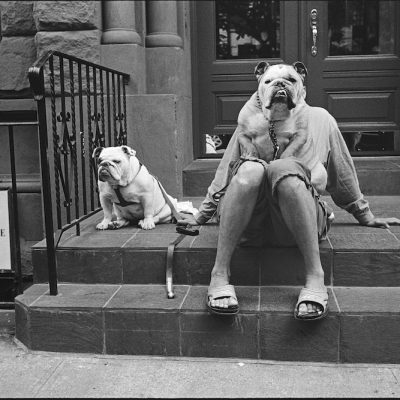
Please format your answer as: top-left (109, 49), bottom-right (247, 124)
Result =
top-left (237, 61), bottom-right (327, 191)
top-left (93, 145), bottom-right (173, 230)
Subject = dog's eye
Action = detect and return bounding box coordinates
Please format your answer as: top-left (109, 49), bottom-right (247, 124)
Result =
top-left (113, 160), bottom-right (120, 164)
top-left (264, 79), bottom-right (271, 84)
top-left (288, 78), bottom-right (297, 83)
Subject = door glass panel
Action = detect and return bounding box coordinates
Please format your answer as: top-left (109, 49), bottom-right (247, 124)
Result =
top-left (216, 0), bottom-right (280, 59)
top-left (342, 131), bottom-right (399, 155)
top-left (328, 0), bottom-right (395, 56)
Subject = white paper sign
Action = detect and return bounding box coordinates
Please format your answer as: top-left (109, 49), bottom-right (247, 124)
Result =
top-left (0, 191), bottom-right (12, 270)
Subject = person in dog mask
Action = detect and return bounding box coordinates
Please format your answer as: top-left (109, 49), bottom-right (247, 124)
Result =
top-left (178, 61), bottom-right (400, 320)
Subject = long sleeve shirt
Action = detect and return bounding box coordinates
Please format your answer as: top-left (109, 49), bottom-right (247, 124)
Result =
top-left (194, 104), bottom-right (374, 225)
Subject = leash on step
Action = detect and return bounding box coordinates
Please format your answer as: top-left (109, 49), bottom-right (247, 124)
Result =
top-left (155, 178), bottom-right (199, 299)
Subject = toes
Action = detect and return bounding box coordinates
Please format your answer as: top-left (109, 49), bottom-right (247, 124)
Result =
top-left (298, 302), bottom-right (321, 315)
top-left (210, 297), bottom-right (233, 309)
top-left (228, 297), bottom-right (238, 307)
top-left (298, 303), bottom-right (308, 314)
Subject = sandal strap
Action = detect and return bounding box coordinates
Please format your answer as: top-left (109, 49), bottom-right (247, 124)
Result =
top-left (296, 287), bottom-right (328, 311)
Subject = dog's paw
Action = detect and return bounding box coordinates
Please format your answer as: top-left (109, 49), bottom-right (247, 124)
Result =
top-left (138, 217), bottom-right (155, 230)
top-left (108, 220), bottom-right (129, 230)
top-left (96, 221), bottom-right (111, 230)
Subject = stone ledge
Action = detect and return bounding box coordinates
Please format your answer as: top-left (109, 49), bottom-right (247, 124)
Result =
top-left (183, 157), bottom-right (400, 196)
top-left (14, 284), bottom-right (400, 363)
top-left (0, 174), bottom-right (41, 193)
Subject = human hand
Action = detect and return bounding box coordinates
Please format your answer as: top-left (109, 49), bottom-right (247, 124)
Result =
top-left (177, 213), bottom-right (199, 227)
top-left (362, 217), bottom-right (400, 229)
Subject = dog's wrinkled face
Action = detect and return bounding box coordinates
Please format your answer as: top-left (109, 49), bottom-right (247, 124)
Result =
top-left (92, 145), bottom-right (136, 185)
top-left (255, 61), bottom-right (307, 112)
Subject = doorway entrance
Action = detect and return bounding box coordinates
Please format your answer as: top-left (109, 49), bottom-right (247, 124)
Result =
top-left (191, 0), bottom-right (400, 158)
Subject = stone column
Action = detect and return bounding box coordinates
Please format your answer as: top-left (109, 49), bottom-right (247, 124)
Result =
top-left (145, 0), bottom-right (183, 48)
top-left (102, 0), bottom-right (141, 45)
top-left (135, 1), bottom-right (191, 198)
top-left (100, 1), bottom-right (146, 94)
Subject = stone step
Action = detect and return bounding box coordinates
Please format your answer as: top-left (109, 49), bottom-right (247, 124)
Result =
top-left (15, 283), bottom-right (400, 363)
top-left (31, 196), bottom-right (400, 287)
top-left (183, 157), bottom-right (400, 196)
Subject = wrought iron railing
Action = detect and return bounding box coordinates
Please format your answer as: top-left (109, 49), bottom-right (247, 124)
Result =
top-left (28, 51), bottom-right (130, 295)
top-left (0, 116), bottom-right (36, 307)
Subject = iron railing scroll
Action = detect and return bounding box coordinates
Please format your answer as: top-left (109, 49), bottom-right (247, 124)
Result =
top-left (28, 51), bottom-right (130, 295)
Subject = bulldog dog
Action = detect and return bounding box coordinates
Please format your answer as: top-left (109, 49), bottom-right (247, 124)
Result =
top-left (237, 61), bottom-right (327, 191)
top-left (93, 145), bottom-right (173, 230)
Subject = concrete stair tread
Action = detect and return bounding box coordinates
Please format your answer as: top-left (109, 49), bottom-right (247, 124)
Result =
top-left (17, 283), bottom-right (400, 314)
top-left (183, 158), bottom-right (400, 196)
top-left (33, 196), bottom-right (400, 251)
top-left (31, 196), bottom-right (400, 287)
top-left (15, 283), bottom-right (400, 363)
top-left (32, 195), bottom-right (400, 252)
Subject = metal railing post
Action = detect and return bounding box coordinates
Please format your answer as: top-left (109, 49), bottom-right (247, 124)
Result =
top-left (31, 67), bottom-right (58, 296)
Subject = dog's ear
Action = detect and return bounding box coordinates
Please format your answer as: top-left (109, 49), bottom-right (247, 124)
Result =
top-left (292, 61), bottom-right (308, 82)
top-left (92, 147), bottom-right (104, 160)
top-left (254, 61), bottom-right (270, 81)
top-left (121, 145), bottom-right (136, 157)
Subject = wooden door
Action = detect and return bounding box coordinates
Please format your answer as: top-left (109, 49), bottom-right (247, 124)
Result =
top-left (301, 1), bottom-right (400, 155)
top-left (192, 0), bottom-right (400, 157)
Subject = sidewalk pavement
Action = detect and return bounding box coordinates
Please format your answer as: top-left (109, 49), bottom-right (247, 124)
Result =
top-left (1, 334), bottom-right (400, 398)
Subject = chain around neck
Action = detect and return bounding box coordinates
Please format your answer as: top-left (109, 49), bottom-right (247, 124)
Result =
top-left (256, 91), bottom-right (279, 160)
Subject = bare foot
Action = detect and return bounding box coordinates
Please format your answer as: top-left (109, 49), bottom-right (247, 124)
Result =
top-left (297, 274), bottom-right (326, 316)
top-left (208, 272), bottom-right (238, 309)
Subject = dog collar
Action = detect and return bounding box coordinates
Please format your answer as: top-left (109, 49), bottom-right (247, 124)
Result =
top-left (113, 162), bottom-right (143, 207)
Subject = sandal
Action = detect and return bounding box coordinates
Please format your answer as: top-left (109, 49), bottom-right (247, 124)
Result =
top-left (294, 287), bottom-right (329, 321)
top-left (206, 284), bottom-right (239, 316)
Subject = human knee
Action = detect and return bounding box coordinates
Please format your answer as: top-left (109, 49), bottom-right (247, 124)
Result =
top-left (275, 175), bottom-right (307, 199)
top-left (267, 158), bottom-right (299, 182)
top-left (233, 161), bottom-right (264, 188)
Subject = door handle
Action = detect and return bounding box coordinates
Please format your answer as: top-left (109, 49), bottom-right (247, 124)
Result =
top-left (310, 8), bottom-right (318, 56)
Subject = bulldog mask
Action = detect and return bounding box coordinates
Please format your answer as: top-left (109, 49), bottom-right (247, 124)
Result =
top-left (256, 61), bottom-right (307, 119)
top-left (236, 61), bottom-right (327, 191)
top-left (93, 145), bottom-right (173, 230)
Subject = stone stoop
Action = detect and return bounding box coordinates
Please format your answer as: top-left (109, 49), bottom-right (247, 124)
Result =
top-left (15, 284), bottom-right (400, 363)
top-left (15, 195), bottom-right (400, 362)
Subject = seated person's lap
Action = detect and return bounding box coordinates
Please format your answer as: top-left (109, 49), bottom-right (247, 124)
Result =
top-left (218, 157), bottom-right (331, 247)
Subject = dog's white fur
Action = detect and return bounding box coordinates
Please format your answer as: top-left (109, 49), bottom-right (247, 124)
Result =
top-left (93, 145), bottom-right (172, 230)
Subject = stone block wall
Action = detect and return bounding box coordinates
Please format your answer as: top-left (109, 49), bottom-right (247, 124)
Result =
top-left (33, 1), bottom-right (102, 91)
top-left (0, 1), bottom-right (102, 97)
top-left (0, 1), bottom-right (37, 97)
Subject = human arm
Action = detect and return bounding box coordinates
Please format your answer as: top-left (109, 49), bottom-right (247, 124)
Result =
top-left (237, 131), bottom-right (259, 158)
top-left (325, 116), bottom-right (400, 228)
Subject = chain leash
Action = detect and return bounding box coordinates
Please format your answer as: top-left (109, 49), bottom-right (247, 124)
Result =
top-left (257, 91), bottom-right (280, 161)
